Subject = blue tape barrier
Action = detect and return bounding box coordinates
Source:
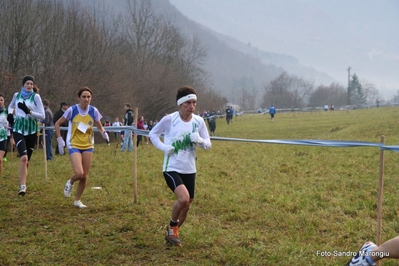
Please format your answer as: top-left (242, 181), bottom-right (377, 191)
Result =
top-left (42, 126), bottom-right (399, 152)
top-left (209, 136), bottom-right (382, 148)
top-left (380, 146), bottom-right (399, 152)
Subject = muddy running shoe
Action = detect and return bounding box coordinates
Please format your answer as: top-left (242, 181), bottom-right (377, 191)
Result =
top-left (347, 241), bottom-right (377, 266)
top-left (64, 179), bottom-right (73, 198)
top-left (73, 200), bottom-right (87, 208)
top-left (165, 225), bottom-right (181, 246)
top-left (19, 185), bottom-right (26, 196)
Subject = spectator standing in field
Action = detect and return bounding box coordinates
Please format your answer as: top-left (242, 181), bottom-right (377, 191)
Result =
top-left (225, 106), bottom-right (232, 124)
top-left (136, 116), bottom-right (145, 147)
top-left (269, 105), bottom-right (276, 121)
top-left (146, 120), bottom-right (154, 144)
top-left (205, 111), bottom-right (211, 128)
top-left (42, 99), bottom-right (54, 160)
top-left (112, 117), bottom-right (122, 141)
top-left (37, 120), bottom-right (44, 149)
top-left (209, 116), bottom-right (216, 136)
top-left (53, 102), bottom-right (69, 155)
top-left (143, 119), bottom-right (150, 144)
top-left (120, 103), bottom-right (134, 152)
top-left (147, 120), bottom-right (154, 131)
top-left (55, 86), bottom-right (109, 208)
top-left (347, 238), bottom-right (399, 265)
top-left (0, 94), bottom-right (9, 175)
top-left (149, 86), bottom-right (211, 246)
top-left (7, 75), bottom-right (45, 196)
top-left (102, 117), bottom-right (111, 145)
top-left (120, 118), bottom-right (125, 146)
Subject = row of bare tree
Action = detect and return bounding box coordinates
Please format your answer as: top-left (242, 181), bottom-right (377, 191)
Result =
top-left (225, 72), bottom-right (379, 111)
top-left (0, 0), bottom-right (227, 121)
top-left (260, 72), bottom-right (381, 109)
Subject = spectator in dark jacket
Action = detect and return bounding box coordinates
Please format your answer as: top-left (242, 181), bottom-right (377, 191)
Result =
top-left (120, 103), bottom-right (134, 152)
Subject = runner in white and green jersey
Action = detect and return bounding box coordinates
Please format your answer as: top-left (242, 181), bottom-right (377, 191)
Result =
top-left (149, 86), bottom-right (211, 246)
top-left (7, 75), bottom-right (45, 196)
top-left (0, 93), bottom-right (9, 179)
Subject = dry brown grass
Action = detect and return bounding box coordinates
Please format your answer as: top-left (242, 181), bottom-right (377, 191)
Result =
top-left (1, 107), bottom-right (399, 265)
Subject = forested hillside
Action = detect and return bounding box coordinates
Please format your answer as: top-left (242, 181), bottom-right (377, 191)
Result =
top-left (1, 0), bottom-right (368, 118)
top-left (0, 0), bottom-right (227, 121)
top-left (77, 0), bottom-right (343, 108)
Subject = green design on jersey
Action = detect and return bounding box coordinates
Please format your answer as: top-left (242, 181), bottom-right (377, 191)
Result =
top-left (13, 92), bottom-right (39, 135)
top-left (14, 116), bottom-right (38, 135)
top-left (0, 107), bottom-right (7, 141)
top-left (171, 133), bottom-right (193, 154)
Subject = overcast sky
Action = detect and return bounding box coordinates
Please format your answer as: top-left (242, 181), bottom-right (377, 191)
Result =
top-left (170, 0), bottom-right (399, 99)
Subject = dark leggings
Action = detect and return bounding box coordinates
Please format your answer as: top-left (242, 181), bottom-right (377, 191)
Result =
top-left (13, 132), bottom-right (37, 161)
top-left (4, 136), bottom-right (10, 157)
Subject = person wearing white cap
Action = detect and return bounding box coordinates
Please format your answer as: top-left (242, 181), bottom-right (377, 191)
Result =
top-left (149, 85), bottom-right (211, 246)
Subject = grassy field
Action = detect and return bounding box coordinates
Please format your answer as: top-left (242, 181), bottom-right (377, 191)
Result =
top-left (2, 107), bottom-right (399, 265)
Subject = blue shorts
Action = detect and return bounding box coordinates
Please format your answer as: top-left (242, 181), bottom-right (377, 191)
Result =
top-left (69, 148), bottom-right (94, 155)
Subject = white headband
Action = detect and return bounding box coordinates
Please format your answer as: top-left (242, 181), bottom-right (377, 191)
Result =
top-left (177, 94), bottom-right (197, 106)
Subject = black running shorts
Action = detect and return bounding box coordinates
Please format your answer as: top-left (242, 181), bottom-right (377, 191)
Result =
top-left (163, 171), bottom-right (196, 199)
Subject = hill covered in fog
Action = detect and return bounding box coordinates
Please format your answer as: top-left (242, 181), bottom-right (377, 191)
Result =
top-left (80, 0), bottom-right (337, 104)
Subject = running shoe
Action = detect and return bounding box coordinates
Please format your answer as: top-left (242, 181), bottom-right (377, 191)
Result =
top-left (19, 185), bottom-right (26, 196)
top-left (347, 241), bottom-right (377, 266)
top-left (74, 200), bottom-right (87, 208)
top-left (165, 225), bottom-right (181, 246)
top-left (64, 180), bottom-right (73, 198)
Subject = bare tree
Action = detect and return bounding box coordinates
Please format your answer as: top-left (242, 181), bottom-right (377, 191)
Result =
top-left (120, 0), bottom-right (209, 119)
top-left (390, 90), bottom-right (399, 103)
top-left (361, 80), bottom-right (381, 104)
top-left (291, 77), bottom-right (313, 107)
top-left (239, 87), bottom-right (257, 110)
top-left (262, 72), bottom-right (313, 108)
top-left (308, 83), bottom-right (347, 107)
top-left (0, 0), bottom-right (40, 82)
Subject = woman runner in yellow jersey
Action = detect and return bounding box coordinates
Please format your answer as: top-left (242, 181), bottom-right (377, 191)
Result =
top-left (54, 87), bottom-right (109, 208)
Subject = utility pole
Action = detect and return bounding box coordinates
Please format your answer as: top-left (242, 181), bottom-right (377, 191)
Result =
top-left (347, 66), bottom-right (351, 105)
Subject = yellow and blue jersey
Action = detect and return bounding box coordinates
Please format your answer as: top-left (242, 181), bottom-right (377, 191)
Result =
top-left (64, 105), bottom-right (102, 150)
